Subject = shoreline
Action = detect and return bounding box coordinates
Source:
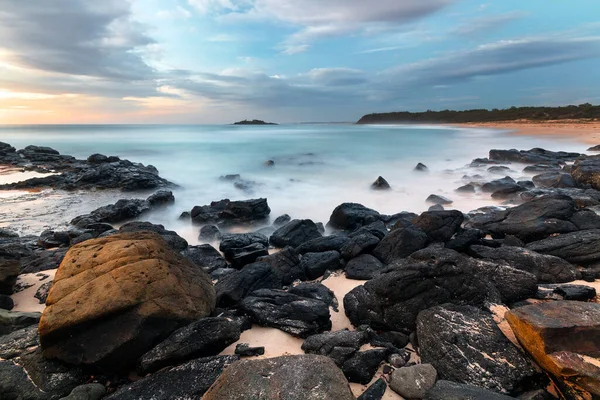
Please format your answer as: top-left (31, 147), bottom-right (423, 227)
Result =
top-left (451, 120), bottom-right (600, 145)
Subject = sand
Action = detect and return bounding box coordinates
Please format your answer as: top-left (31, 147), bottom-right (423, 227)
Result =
top-left (453, 120), bottom-right (600, 145)
top-left (10, 269), bottom-right (56, 313)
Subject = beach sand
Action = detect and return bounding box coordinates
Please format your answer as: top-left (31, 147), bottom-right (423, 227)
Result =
top-left (453, 120), bottom-right (600, 145)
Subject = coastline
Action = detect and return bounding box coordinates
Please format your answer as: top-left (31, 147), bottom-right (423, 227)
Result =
top-left (452, 120), bottom-right (600, 145)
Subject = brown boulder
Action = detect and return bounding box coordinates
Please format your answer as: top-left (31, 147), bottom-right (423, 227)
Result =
top-left (506, 301), bottom-right (600, 396)
top-left (39, 232), bottom-right (215, 371)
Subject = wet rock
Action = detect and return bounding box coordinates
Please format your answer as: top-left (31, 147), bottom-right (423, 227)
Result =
top-left (219, 232), bottom-right (269, 260)
top-left (523, 163), bottom-right (562, 173)
top-left (288, 282), bottom-right (337, 309)
top-left (0, 309), bottom-right (41, 335)
top-left (413, 210), bottom-right (464, 242)
top-left (371, 226), bottom-right (428, 264)
top-left (456, 183), bottom-right (476, 193)
top-left (235, 343), bottom-right (264, 357)
top-left (230, 243), bottom-right (269, 269)
top-left (106, 355), bottom-right (238, 400)
top-left (425, 380), bottom-right (517, 399)
top-left (571, 157), bottom-right (600, 190)
top-left (527, 229), bottom-right (600, 265)
top-left (518, 180), bottom-right (535, 189)
top-left (370, 331), bottom-right (410, 350)
top-left (87, 153), bottom-right (118, 164)
top-left (389, 350), bottom-right (411, 368)
top-left (340, 233), bottom-right (380, 260)
top-left (343, 348), bottom-right (389, 384)
top-left (117, 221), bottom-right (188, 250)
top-left (357, 378), bottom-right (387, 400)
top-left (328, 203), bottom-right (381, 231)
top-left (301, 329), bottom-right (369, 366)
top-left (491, 185), bottom-right (527, 199)
top-left (34, 281), bottom-right (52, 304)
top-left (138, 317), bottom-right (241, 374)
top-left (147, 190), bottom-right (175, 206)
top-left (240, 288), bottom-right (331, 338)
top-left (532, 172), bottom-right (577, 188)
top-left (415, 163), bottom-right (429, 172)
top-left (536, 284), bottom-right (597, 301)
top-left (426, 194), bottom-right (453, 205)
top-left (489, 148), bottom-right (581, 164)
top-left (371, 176), bottom-right (391, 190)
top-left (296, 235), bottom-right (350, 254)
top-left (588, 145), bottom-right (600, 151)
top-left (445, 228), bottom-right (485, 252)
top-left (506, 301), bottom-right (600, 396)
top-left (215, 261), bottom-right (282, 307)
top-left (198, 225), bottom-right (221, 241)
top-left (0, 294), bottom-right (13, 310)
top-left (0, 326), bottom-right (39, 359)
top-left (258, 246), bottom-right (302, 285)
top-left (270, 219), bottom-right (322, 248)
top-left (60, 383), bottom-right (106, 400)
top-left (469, 245), bottom-right (579, 283)
top-left (418, 304), bottom-right (540, 394)
top-left (203, 355), bottom-right (355, 400)
top-left (181, 244), bottom-right (228, 273)
top-left (39, 230), bottom-right (70, 249)
top-left (390, 364), bottom-right (437, 399)
top-left (38, 232), bottom-right (215, 372)
top-left (300, 250), bottom-right (342, 280)
top-left (0, 252), bottom-right (20, 294)
top-left (273, 214), bottom-right (291, 227)
top-left (190, 198), bottom-right (271, 226)
top-left (345, 254), bottom-right (386, 280)
top-left (428, 204), bottom-right (444, 211)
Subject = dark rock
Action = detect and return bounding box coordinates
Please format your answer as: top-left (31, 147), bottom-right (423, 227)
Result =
top-left (488, 165), bottom-right (512, 174)
top-left (588, 145), bottom-right (600, 152)
top-left (428, 204), bottom-right (444, 211)
top-left (370, 331), bottom-right (410, 349)
top-left (39, 230), bottom-right (70, 249)
top-left (273, 214), bottom-right (292, 227)
top-left (0, 252), bottom-right (20, 294)
top-left (536, 283), bottom-right (597, 301)
top-left (328, 203), bottom-right (381, 231)
top-left (340, 233), bottom-right (380, 260)
top-left (146, 190), bottom-right (175, 206)
top-left (489, 148), bottom-right (581, 164)
top-left (0, 309), bottom-right (41, 335)
top-left (415, 163), bottom-right (429, 172)
top-left (390, 364), bottom-right (438, 399)
top-left (371, 176), bottom-right (391, 190)
top-left (503, 235), bottom-right (525, 247)
top-left (357, 378), bottom-right (387, 400)
top-left (34, 282), bottom-right (52, 304)
top-left (61, 383), bottom-right (106, 400)
top-left (445, 228), bottom-right (485, 252)
top-left (288, 282), bottom-right (337, 309)
top-left (296, 235), bottom-right (350, 254)
top-left (219, 232), bottom-right (269, 260)
top-left (106, 356), bottom-right (239, 400)
top-left (526, 229), bottom-right (600, 264)
top-left (215, 261), bottom-right (282, 307)
top-left (0, 228), bottom-right (19, 238)
top-left (190, 198), bottom-right (271, 226)
top-left (532, 172), bottom-right (577, 188)
top-left (301, 250), bottom-right (342, 280)
top-left (469, 245), bottom-right (579, 283)
top-left (418, 304), bottom-right (540, 394)
top-left (523, 163), bottom-right (562, 173)
top-left (20, 248), bottom-right (68, 274)
top-left (181, 244), bottom-right (228, 273)
top-left (413, 210), bottom-right (464, 242)
top-left (198, 225), bottom-right (221, 241)
top-left (371, 226), bottom-right (428, 264)
top-left (389, 350), bottom-right (411, 368)
top-left (235, 343), bottom-right (265, 357)
top-left (210, 267), bottom-right (236, 280)
top-left (137, 317), bottom-right (241, 374)
top-left (87, 154), bottom-right (115, 164)
top-left (571, 157), bottom-right (600, 190)
top-left (491, 185), bottom-right (527, 199)
top-left (570, 209), bottom-right (600, 230)
top-left (342, 348), bottom-right (388, 384)
top-left (240, 289), bottom-right (331, 338)
top-left (426, 194), bottom-right (453, 205)
top-left (0, 326), bottom-right (39, 360)
top-left (230, 243), bottom-right (269, 269)
top-left (425, 380), bottom-right (517, 399)
top-left (0, 294), bottom-right (14, 310)
top-left (301, 329), bottom-right (368, 366)
top-left (346, 254), bottom-right (386, 280)
top-left (202, 355), bottom-right (355, 400)
top-left (456, 184), bottom-right (476, 193)
top-left (258, 246), bottom-right (302, 285)
top-left (350, 221), bottom-right (388, 240)
top-left (518, 180), bottom-right (536, 189)
top-left (270, 219), bottom-right (322, 248)
top-left (118, 221), bottom-right (188, 251)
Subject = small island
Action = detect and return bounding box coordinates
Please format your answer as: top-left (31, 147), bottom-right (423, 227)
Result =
top-left (233, 119), bottom-right (278, 125)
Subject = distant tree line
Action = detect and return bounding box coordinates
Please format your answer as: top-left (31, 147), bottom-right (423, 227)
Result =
top-left (356, 103), bottom-right (600, 124)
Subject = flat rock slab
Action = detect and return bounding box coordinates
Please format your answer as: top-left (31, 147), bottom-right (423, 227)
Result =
top-left (506, 301), bottom-right (600, 396)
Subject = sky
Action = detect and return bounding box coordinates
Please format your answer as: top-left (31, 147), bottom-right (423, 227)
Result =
top-left (0, 0), bottom-right (599, 124)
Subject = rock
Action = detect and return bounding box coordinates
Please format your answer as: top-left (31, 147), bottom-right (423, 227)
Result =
top-left (20, 248), bottom-right (67, 274)
top-left (106, 355), bottom-right (238, 400)
top-left (288, 282), bottom-right (337, 309)
top-left (390, 364), bottom-right (438, 399)
top-left (202, 355), bottom-right (355, 400)
top-left (39, 230), bottom-right (70, 248)
top-left (138, 317), bottom-right (241, 374)
top-left (518, 180), bottom-right (536, 189)
top-left (38, 232), bottom-right (215, 372)
top-left (328, 203), bottom-right (381, 231)
top-left (413, 210), bottom-right (464, 242)
top-left (190, 198), bottom-right (271, 226)
top-left (60, 383), bottom-right (106, 400)
top-left (0, 228), bottom-right (19, 238)
top-left (300, 250), bottom-right (342, 280)
top-left (489, 148), bottom-right (581, 164)
top-left (426, 194), bottom-right (453, 205)
top-left (523, 163), bottom-right (562, 173)
top-left (230, 243), bottom-right (269, 269)
top-left (445, 228), bottom-right (485, 252)
top-left (301, 329), bottom-right (369, 366)
top-left (0, 309), bottom-right (41, 335)
top-left (418, 304), bottom-right (539, 394)
top-left (146, 190), bottom-right (175, 206)
top-left (199, 225), bottom-right (221, 241)
top-left (588, 145), bottom-right (600, 152)
top-left (389, 351), bottom-right (411, 368)
top-left (219, 232), bottom-right (269, 259)
top-left (270, 219), bottom-right (322, 248)
top-left (469, 245), bottom-right (579, 283)
top-left (240, 288), bottom-right (331, 338)
top-left (273, 214), bottom-right (292, 227)
top-left (87, 153), bottom-right (118, 164)
top-left (342, 348), bottom-right (388, 384)
top-left (506, 301), bottom-right (600, 396)
top-left (258, 246), bottom-right (302, 285)
top-left (425, 380), bottom-right (517, 399)
top-left (296, 235), bottom-right (350, 254)
top-left (526, 229), bottom-right (600, 265)
top-left (371, 176), bottom-right (391, 190)
top-left (536, 284), bottom-right (597, 301)
top-left (357, 378), bottom-right (387, 400)
top-left (181, 244), bottom-right (228, 273)
top-left (371, 226), bottom-right (428, 264)
top-left (371, 331), bottom-right (410, 349)
top-left (415, 163), bottom-right (429, 172)
top-left (428, 204), bottom-right (444, 211)
top-left (0, 294), bottom-right (13, 310)
top-left (482, 176), bottom-right (519, 193)
top-left (491, 185), bottom-right (527, 199)
top-left (456, 184), bottom-right (476, 193)
top-left (571, 157), bottom-right (600, 190)
top-left (532, 172), bottom-right (577, 188)
top-left (235, 343), bottom-right (265, 357)
top-left (0, 327), bottom-right (37, 360)
top-left (0, 252), bottom-right (20, 294)
top-left (215, 261), bottom-right (282, 307)
top-left (488, 165), bottom-right (513, 175)
top-left (345, 254), bottom-right (386, 280)
top-left (34, 281), bottom-right (52, 304)
top-left (340, 233), bottom-right (380, 260)
top-left (118, 221), bottom-right (188, 251)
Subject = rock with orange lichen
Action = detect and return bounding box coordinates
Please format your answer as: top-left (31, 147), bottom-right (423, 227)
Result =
top-left (38, 232), bottom-right (215, 372)
top-left (506, 301), bottom-right (600, 396)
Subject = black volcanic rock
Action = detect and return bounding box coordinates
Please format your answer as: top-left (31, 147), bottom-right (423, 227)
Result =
top-left (371, 176), bottom-right (391, 190)
top-left (328, 203), bottom-right (381, 231)
top-left (233, 119), bottom-right (277, 125)
top-left (270, 219), bottom-right (322, 248)
top-left (191, 198), bottom-right (271, 226)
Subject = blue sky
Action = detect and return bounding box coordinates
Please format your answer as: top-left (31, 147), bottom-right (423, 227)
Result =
top-left (0, 0), bottom-right (599, 123)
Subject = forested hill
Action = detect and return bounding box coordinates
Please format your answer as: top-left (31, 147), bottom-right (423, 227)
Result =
top-left (356, 104), bottom-right (600, 124)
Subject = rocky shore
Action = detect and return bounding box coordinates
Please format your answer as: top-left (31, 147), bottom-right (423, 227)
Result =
top-left (1, 141), bottom-right (600, 399)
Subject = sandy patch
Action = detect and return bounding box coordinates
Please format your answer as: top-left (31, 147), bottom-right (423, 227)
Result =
top-left (10, 269), bottom-right (56, 313)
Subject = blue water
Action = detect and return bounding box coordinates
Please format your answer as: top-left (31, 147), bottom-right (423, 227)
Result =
top-left (0, 124), bottom-right (587, 241)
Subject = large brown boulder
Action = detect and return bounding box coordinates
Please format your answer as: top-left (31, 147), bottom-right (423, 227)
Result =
top-left (38, 232), bottom-right (215, 372)
top-left (203, 355), bottom-right (355, 400)
top-left (506, 301), bottom-right (600, 396)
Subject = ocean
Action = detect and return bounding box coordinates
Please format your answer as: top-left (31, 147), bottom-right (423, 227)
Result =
top-left (0, 123), bottom-right (586, 244)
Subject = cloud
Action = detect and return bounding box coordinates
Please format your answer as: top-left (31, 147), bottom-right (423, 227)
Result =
top-left (451, 11), bottom-right (527, 37)
top-left (156, 6), bottom-right (192, 20)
